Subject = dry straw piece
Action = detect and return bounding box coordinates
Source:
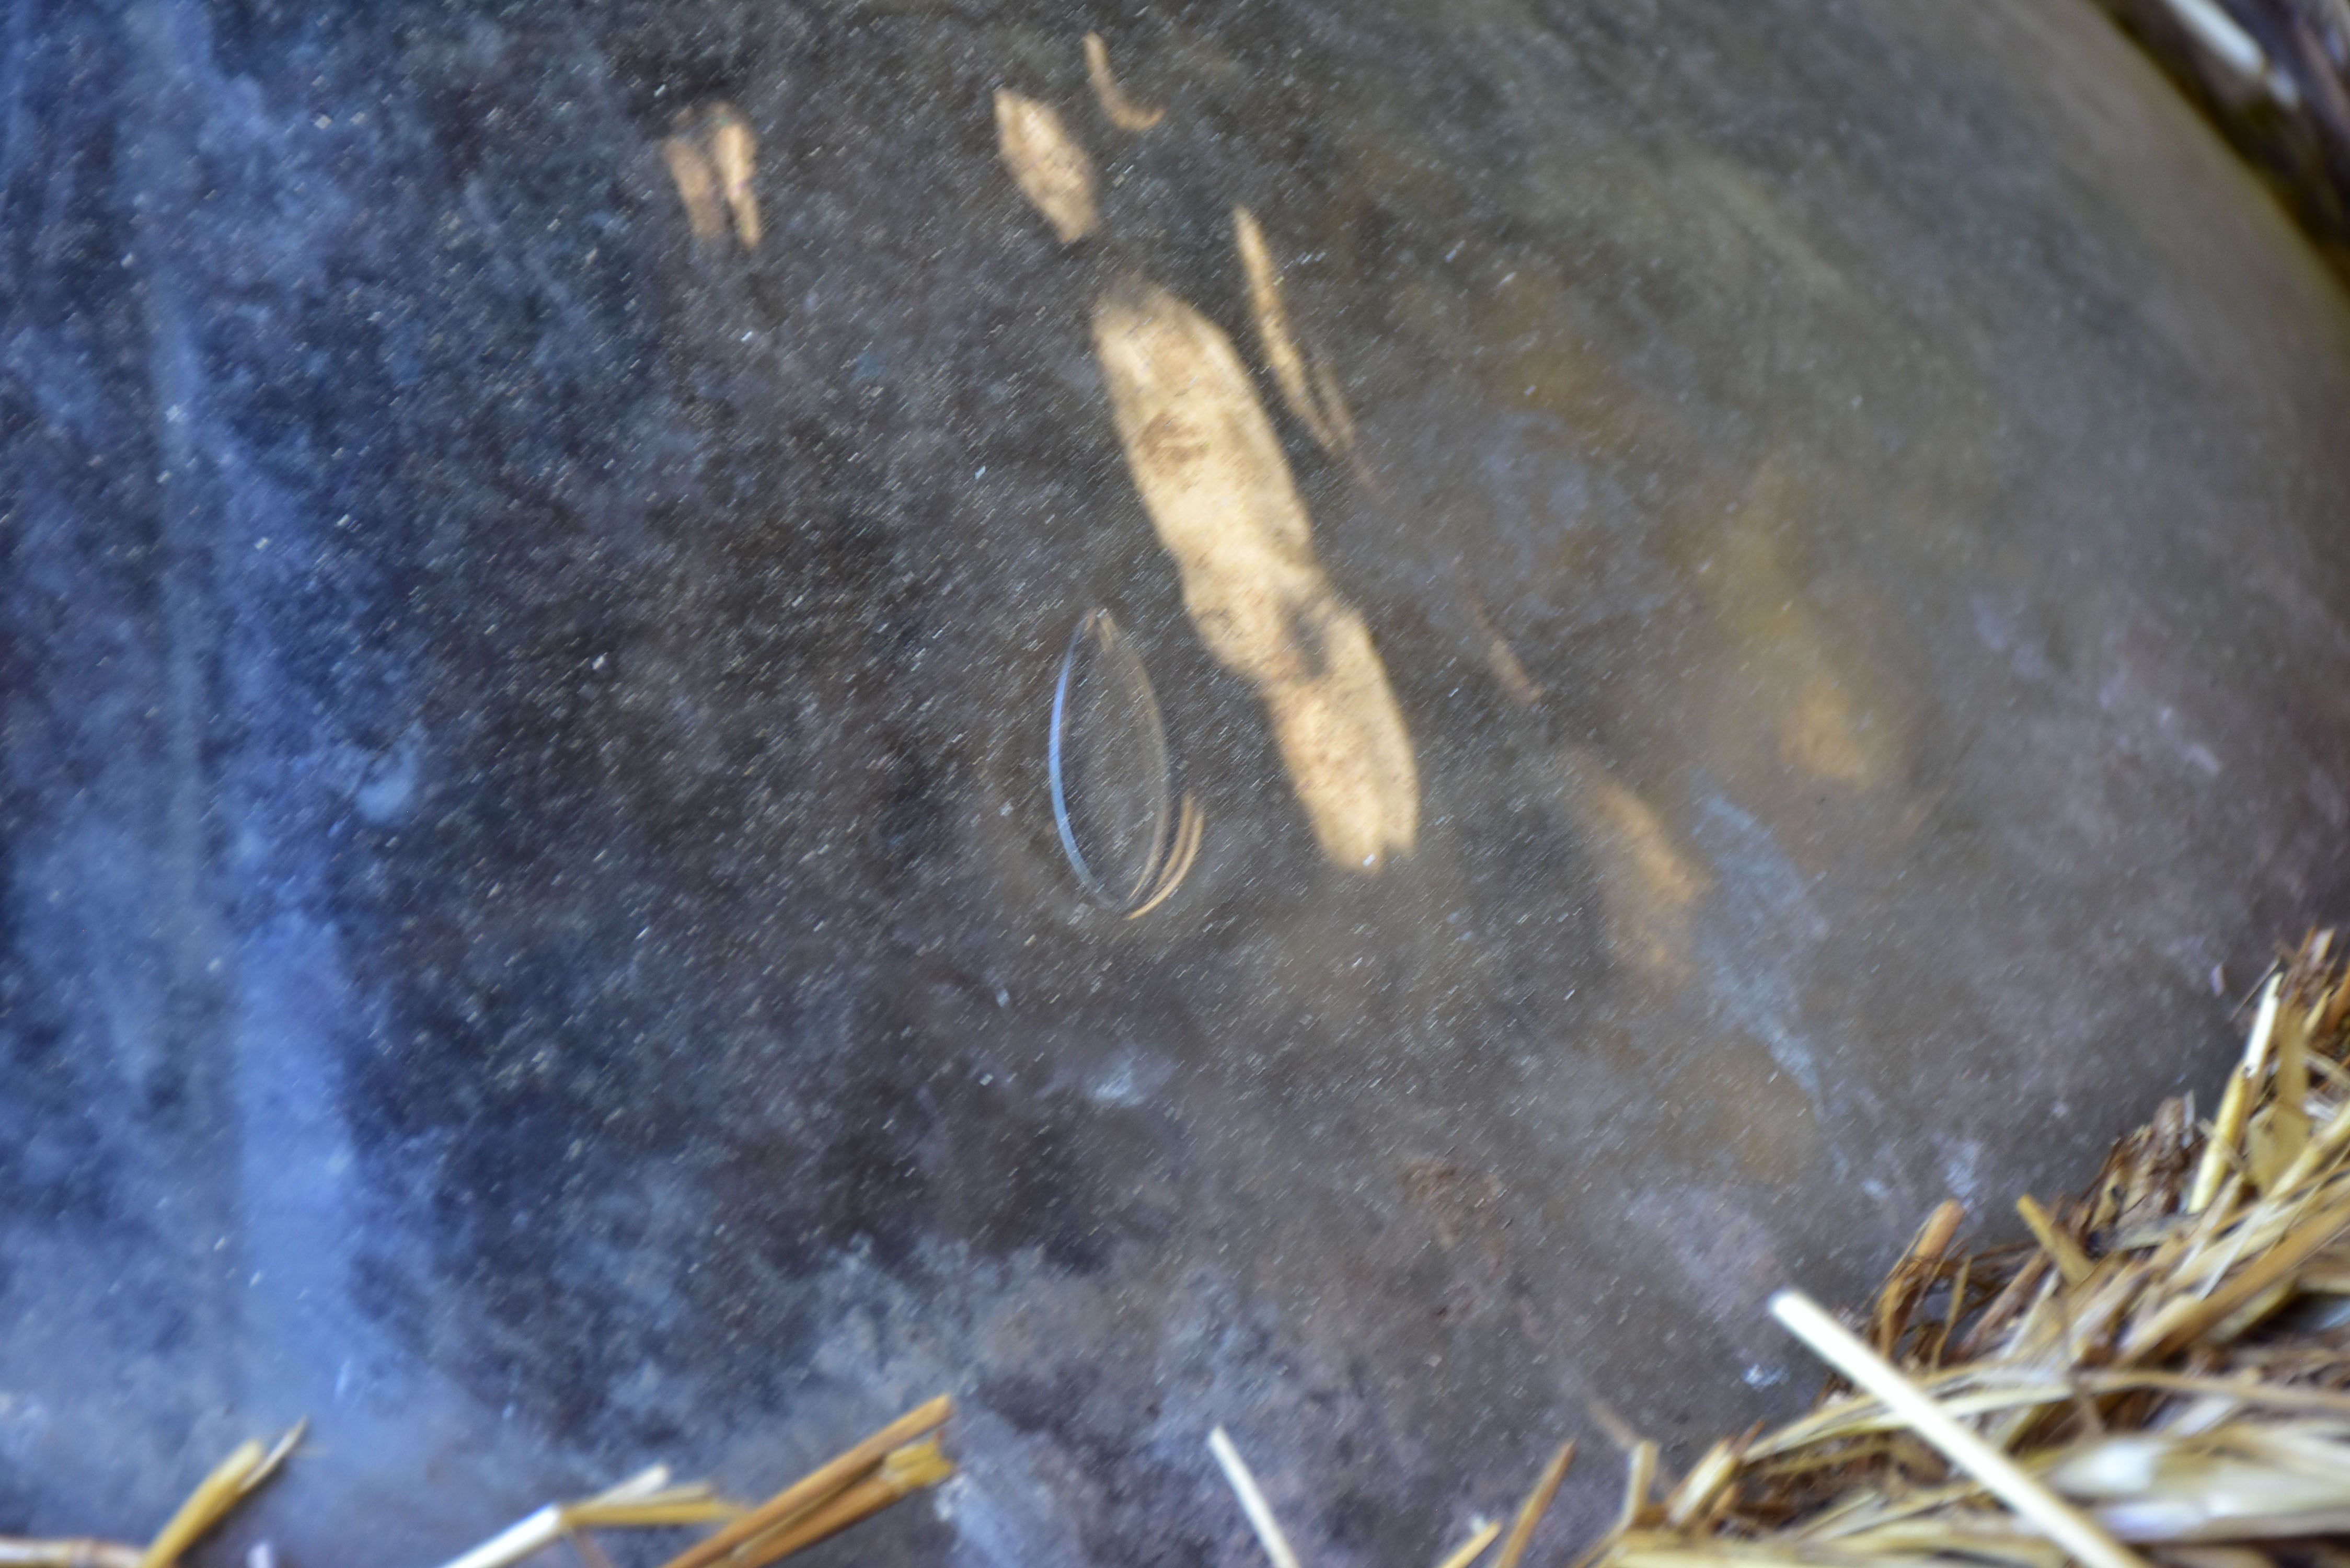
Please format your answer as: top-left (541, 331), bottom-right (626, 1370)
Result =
top-left (429, 1396), bottom-right (953, 1568)
top-left (0, 1423), bottom-right (303, 1568)
top-left (434, 1463), bottom-right (736, 1568)
top-left (0, 1542), bottom-right (143, 1568)
top-left (432, 1401), bottom-right (954, 1568)
top-left (1213, 1427), bottom-right (1574, 1568)
top-left (435, 1396), bottom-right (954, 1568)
top-left (659, 105), bottom-right (759, 250)
top-left (1467, 590), bottom-right (1545, 706)
top-left (1210, 1428), bottom-right (1306, 1568)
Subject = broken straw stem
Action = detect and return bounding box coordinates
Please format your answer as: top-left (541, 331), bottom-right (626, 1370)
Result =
top-left (136, 1436), bottom-right (274, 1568)
top-left (435, 1466), bottom-right (688, 1568)
top-left (2190, 975), bottom-right (2281, 1213)
top-left (0, 1543), bottom-right (142, 1568)
top-left (656, 1397), bottom-right (951, 1568)
top-left (1431, 1520), bottom-right (1501, 1568)
top-left (1493, 1439), bottom-right (1574, 1568)
top-left (725, 1440), bottom-right (953, 1568)
top-left (1208, 1427), bottom-right (1303, 1568)
top-left (436, 1505), bottom-right (571, 1568)
top-left (1768, 1290), bottom-right (2150, 1568)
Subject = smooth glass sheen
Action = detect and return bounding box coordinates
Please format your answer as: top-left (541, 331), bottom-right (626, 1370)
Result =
top-left (5, 2), bottom-right (2350, 1565)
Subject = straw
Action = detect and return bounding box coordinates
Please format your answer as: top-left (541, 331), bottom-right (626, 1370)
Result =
top-left (1768, 1292), bottom-right (2149, 1568)
top-left (1493, 1440), bottom-right (1575, 1568)
top-left (725, 1439), bottom-right (954, 1568)
top-left (655, 1397), bottom-right (952, 1568)
top-left (1083, 32), bottom-right (1164, 131)
top-left (1209, 1427), bottom-right (1304, 1568)
top-left (436, 1466), bottom-right (734, 1568)
top-left (0, 1542), bottom-right (142, 1568)
top-left (135, 1424), bottom-right (303, 1568)
top-left (1431, 1519), bottom-right (1502, 1568)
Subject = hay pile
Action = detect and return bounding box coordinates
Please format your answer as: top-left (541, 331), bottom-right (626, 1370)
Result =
top-left (1653, 931), bottom-right (2350, 1566)
top-left (1365, 930), bottom-right (2350, 1568)
top-left (1209, 933), bottom-right (2350, 1568)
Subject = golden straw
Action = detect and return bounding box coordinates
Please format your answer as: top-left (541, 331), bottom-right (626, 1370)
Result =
top-left (655, 1397), bottom-right (952, 1568)
top-left (1768, 1291), bottom-right (2150, 1568)
top-left (1208, 1427), bottom-right (1303, 1568)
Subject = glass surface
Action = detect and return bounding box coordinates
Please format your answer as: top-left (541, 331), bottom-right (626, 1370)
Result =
top-left (7, 1), bottom-right (2350, 1563)
top-left (1050, 610), bottom-right (1180, 913)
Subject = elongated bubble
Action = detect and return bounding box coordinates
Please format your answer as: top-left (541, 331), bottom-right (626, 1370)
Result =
top-left (1050, 610), bottom-right (1174, 911)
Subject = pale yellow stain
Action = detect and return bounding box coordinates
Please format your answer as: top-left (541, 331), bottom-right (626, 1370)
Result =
top-left (1781, 667), bottom-right (1882, 786)
top-left (1682, 154), bottom-right (1854, 305)
top-left (1085, 32), bottom-right (1165, 132)
top-left (661, 105), bottom-right (761, 250)
top-left (1690, 1037), bottom-right (1822, 1184)
top-left (1467, 591), bottom-right (1543, 705)
top-left (995, 90), bottom-right (1097, 244)
top-left (1233, 206), bottom-right (1358, 468)
top-left (659, 135), bottom-right (724, 241)
top-left (708, 104), bottom-right (761, 249)
top-left (1704, 463), bottom-right (1904, 792)
top-left (1091, 276), bottom-right (1418, 870)
top-left (1558, 749), bottom-right (1710, 985)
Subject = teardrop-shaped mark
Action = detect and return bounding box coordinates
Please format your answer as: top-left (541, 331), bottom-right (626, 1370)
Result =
top-left (1049, 610), bottom-right (1203, 916)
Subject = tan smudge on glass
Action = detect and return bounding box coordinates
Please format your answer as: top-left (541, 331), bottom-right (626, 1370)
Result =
top-left (1232, 206), bottom-right (1360, 470)
top-left (994, 90), bottom-right (1097, 244)
top-left (1706, 462), bottom-right (1904, 791)
top-left (1467, 589), bottom-right (1544, 705)
top-left (1090, 275), bottom-right (1418, 870)
top-left (708, 103), bottom-right (761, 249)
top-left (1554, 748), bottom-right (1710, 986)
top-left (660, 135), bottom-right (725, 242)
top-left (1689, 1037), bottom-right (1823, 1182)
top-left (1084, 32), bottom-right (1164, 132)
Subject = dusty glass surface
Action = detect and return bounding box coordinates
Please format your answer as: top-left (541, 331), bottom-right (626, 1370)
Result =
top-left (1050, 611), bottom-right (1184, 913)
top-left (7, 1), bottom-right (2350, 1564)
